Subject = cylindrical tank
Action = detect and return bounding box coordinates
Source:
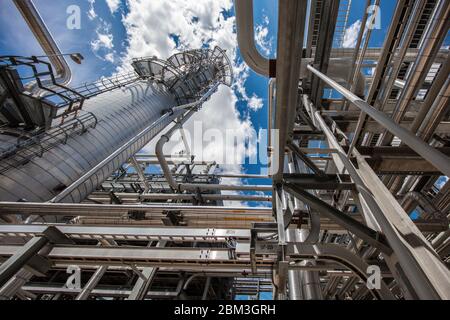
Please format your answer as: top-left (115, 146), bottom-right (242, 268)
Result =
top-left (0, 80), bottom-right (176, 203)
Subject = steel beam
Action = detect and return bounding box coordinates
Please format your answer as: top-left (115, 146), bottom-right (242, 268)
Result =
top-left (0, 236), bottom-right (48, 287)
top-left (75, 266), bottom-right (107, 300)
top-left (305, 96), bottom-right (450, 299)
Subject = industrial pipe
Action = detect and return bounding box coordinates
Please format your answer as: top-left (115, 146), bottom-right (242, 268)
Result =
top-left (13, 0), bottom-right (72, 87)
top-left (49, 111), bottom-right (176, 204)
top-left (410, 54), bottom-right (450, 135)
top-left (401, 191), bottom-right (446, 220)
top-left (378, 0), bottom-right (427, 113)
top-left (342, 0), bottom-right (378, 111)
top-left (155, 95), bottom-right (272, 194)
top-left (417, 76), bottom-right (450, 142)
top-left (306, 97), bottom-right (450, 299)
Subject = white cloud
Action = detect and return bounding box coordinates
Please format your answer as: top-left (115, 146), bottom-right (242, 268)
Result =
top-left (342, 20), bottom-right (361, 48)
top-left (248, 94), bottom-right (263, 111)
top-left (90, 20), bottom-right (115, 62)
top-left (87, 0), bottom-right (97, 20)
top-left (106, 0), bottom-right (121, 14)
top-left (254, 16), bottom-right (272, 56)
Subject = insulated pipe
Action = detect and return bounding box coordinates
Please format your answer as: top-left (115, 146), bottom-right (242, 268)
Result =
top-left (307, 64), bottom-right (450, 177)
top-left (286, 229), bottom-right (303, 300)
top-left (432, 229), bottom-right (450, 249)
top-left (287, 229), bottom-right (323, 300)
top-left (410, 54), bottom-right (450, 135)
top-left (379, 0), bottom-right (450, 145)
top-left (342, 0), bottom-right (377, 111)
top-left (234, 0), bottom-right (271, 76)
top-left (394, 79), bottom-right (406, 89)
top-left (0, 202), bottom-right (272, 216)
top-left (378, 0), bottom-right (427, 112)
top-left (298, 236), bottom-right (323, 300)
top-left (268, 78), bottom-right (276, 162)
top-left (307, 98), bottom-right (450, 299)
top-left (13, 0), bottom-right (72, 87)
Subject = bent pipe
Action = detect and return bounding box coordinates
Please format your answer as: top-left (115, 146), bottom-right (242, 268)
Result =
top-left (234, 0), bottom-right (272, 76)
top-left (156, 126), bottom-right (271, 193)
top-left (287, 243), bottom-right (395, 300)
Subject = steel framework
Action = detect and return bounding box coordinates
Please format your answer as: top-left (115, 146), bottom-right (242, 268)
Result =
top-left (0, 0), bottom-right (449, 301)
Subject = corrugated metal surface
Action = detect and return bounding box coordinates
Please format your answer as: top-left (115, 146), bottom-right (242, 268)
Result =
top-left (0, 81), bottom-right (176, 202)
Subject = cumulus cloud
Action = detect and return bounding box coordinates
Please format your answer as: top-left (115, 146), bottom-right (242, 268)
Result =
top-left (104, 52), bottom-right (115, 63)
top-left (91, 32), bottom-right (113, 50)
top-left (342, 20), bottom-right (361, 48)
top-left (106, 0), bottom-right (121, 14)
